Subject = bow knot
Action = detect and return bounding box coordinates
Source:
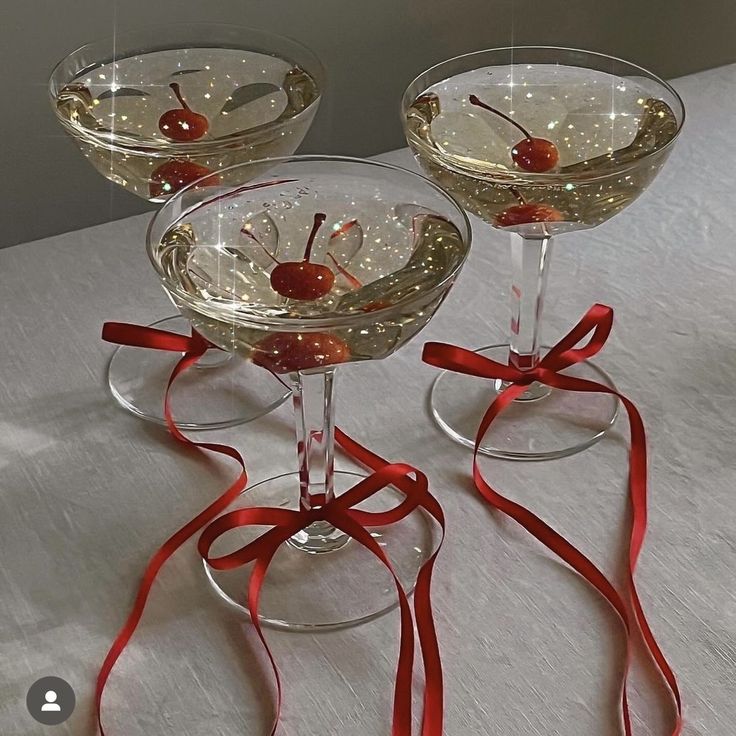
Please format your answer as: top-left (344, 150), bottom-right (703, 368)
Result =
top-left (198, 462), bottom-right (429, 572)
top-left (194, 459), bottom-right (445, 736)
top-left (512, 365), bottom-right (543, 385)
top-left (422, 303), bottom-right (614, 392)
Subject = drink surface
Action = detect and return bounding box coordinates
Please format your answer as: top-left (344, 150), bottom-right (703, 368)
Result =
top-left (55, 48), bottom-right (320, 200)
top-left (152, 179), bottom-right (467, 370)
top-left (405, 64), bottom-right (679, 231)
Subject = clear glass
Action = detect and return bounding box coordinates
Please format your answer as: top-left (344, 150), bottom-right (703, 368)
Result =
top-left (402, 46), bottom-right (684, 459)
top-left (49, 23), bottom-right (324, 202)
top-left (49, 23), bottom-right (326, 429)
top-left (148, 155), bottom-right (471, 629)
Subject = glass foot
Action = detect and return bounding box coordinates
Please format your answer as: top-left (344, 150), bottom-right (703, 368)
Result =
top-left (107, 315), bottom-right (290, 430)
top-left (204, 471), bottom-right (437, 631)
top-left (430, 344), bottom-right (619, 460)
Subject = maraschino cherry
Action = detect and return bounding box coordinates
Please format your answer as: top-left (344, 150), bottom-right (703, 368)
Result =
top-left (253, 331), bottom-right (351, 373)
top-left (469, 94), bottom-right (559, 173)
top-left (243, 214), bottom-right (391, 310)
top-left (269, 213), bottom-right (336, 300)
top-left (495, 188), bottom-right (563, 227)
top-left (149, 160), bottom-right (219, 199)
top-left (159, 83), bottom-right (209, 142)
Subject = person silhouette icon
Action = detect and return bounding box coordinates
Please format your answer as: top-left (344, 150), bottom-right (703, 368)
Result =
top-left (27, 676), bottom-right (75, 724)
top-left (41, 691), bottom-right (61, 712)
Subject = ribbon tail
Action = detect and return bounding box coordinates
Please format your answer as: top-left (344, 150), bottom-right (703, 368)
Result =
top-left (248, 552), bottom-right (283, 736)
top-left (414, 492), bottom-right (445, 736)
top-left (543, 373), bottom-right (684, 733)
top-left (335, 430), bottom-right (446, 735)
top-left (471, 371), bottom-right (682, 734)
top-left (472, 452), bottom-right (637, 734)
top-left (96, 344), bottom-right (248, 734)
top-left (421, 303), bottom-right (682, 735)
top-left (325, 512), bottom-right (417, 736)
top-left (95, 449), bottom-right (247, 735)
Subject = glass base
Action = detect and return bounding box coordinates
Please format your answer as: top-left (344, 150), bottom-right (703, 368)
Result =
top-left (430, 344), bottom-right (619, 461)
top-left (204, 471), bottom-right (437, 631)
top-left (107, 315), bottom-right (290, 430)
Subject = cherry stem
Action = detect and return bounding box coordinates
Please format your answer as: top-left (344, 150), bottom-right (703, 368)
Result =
top-left (303, 213), bottom-right (327, 262)
top-left (330, 219), bottom-right (358, 240)
top-left (469, 94), bottom-right (532, 141)
top-left (169, 83), bottom-right (190, 111)
top-left (509, 187), bottom-right (527, 206)
top-left (327, 253), bottom-right (363, 289)
top-left (241, 227), bottom-right (281, 265)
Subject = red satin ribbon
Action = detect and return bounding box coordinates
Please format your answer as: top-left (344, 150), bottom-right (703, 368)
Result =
top-left (97, 322), bottom-right (445, 736)
top-left (422, 303), bottom-right (683, 736)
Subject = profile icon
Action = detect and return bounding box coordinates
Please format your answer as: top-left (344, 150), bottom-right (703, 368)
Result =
top-left (26, 676), bottom-right (75, 725)
top-left (41, 690), bottom-right (62, 712)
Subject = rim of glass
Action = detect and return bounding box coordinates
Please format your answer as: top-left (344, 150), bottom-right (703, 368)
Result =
top-left (401, 45), bottom-right (685, 183)
top-left (48, 22), bottom-right (325, 155)
top-left (146, 154), bottom-right (473, 331)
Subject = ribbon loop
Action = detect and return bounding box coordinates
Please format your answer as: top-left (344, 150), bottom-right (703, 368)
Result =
top-left (101, 322), bottom-right (212, 353)
top-left (537, 302), bottom-right (614, 372)
top-left (422, 342), bottom-right (526, 384)
top-left (422, 303), bottom-right (615, 390)
top-left (198, 507), bottom-right (309, 569)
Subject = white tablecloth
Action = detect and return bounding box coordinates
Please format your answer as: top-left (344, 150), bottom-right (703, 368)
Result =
top-left (1, 63), bottom-right (735, 736)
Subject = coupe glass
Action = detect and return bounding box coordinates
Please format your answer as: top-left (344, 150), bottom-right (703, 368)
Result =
top-left (402, 47), bottom-right (684, 459)
top-left (147, 155), bottom-right (471, 629)
top-left (49, 23), bottom-right (324, 429)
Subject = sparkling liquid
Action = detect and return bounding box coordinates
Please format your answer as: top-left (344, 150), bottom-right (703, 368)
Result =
top-left (151, 181), bottom-right (467, 371)
top-left (55, 48), bottom-right (320, 201)
top-left (405, 64), bottom-right (678, 232)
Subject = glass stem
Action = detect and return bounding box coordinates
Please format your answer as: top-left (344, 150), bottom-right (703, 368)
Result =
top-left (289, 368), bottom-right (347, 553)
top-left (293, 368), bottom-right (336, 510)
top-left (505, 232), bottom-right (554, 400)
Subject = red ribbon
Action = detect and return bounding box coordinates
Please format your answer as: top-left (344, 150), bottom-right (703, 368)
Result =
top-left (97, 322), bottom-right (445, 736)
top-left (422, 303), bottom-right (683, 736)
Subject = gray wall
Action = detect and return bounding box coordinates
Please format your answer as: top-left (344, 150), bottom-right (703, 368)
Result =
top-left (3, 0), bottom-right (735, 247)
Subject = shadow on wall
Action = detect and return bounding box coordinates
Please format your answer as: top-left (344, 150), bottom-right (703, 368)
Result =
top-left (3, 0), bottom-right (735, 246)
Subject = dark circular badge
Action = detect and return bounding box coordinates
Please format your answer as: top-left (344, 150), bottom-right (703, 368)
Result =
top-left (26, 676), bottom-right (75, 725)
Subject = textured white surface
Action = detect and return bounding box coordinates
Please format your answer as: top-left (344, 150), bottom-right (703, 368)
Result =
top-left (1, 64), bottom-right (735, 736)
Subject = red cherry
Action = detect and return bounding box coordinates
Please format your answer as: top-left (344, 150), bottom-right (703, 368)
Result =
top-left (253, 332), bottom-right (351, 373)
top-left (270, 262), bottom-right (335, 300)
top-left (149, 160), bottom-right (220, 199)
top-left (469, 95), bottom-right (559, 173)
top-left (495, 203), bottom-right (564, 227)
top-left (158, 83), bottom-right (209, 142)
top-left (511, 138), bottom-right (559, 173)
top-left (269, 213), bottom-right (335, 300)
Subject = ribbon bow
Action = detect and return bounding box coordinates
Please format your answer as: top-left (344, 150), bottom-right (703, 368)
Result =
top-left (97, 320), bottom-right (445, 736)
top-left (199, 463), bottom-right (445, 736)
top-left (422, 303), bottom-right (683, 736)
top-left (423, 302), bottom-right (614, 397)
